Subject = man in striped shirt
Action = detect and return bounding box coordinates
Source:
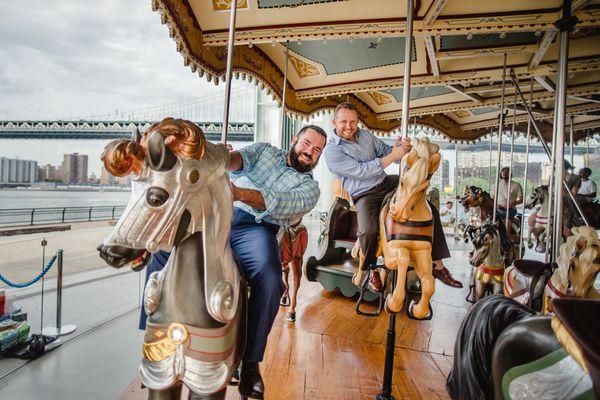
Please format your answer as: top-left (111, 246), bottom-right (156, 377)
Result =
top-left (141, 125), bottom-right (326, 399)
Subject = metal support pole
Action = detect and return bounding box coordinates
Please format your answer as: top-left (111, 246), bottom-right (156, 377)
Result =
top-left (377, 270), bottom-right (397, 400)
top-left (493, 54), bottom-right (508, 224)
top-left (505, 91), bottom-right (517, 232)
top-left (280, 42), bottom-right (290, 142)
top-left (586, 129), bottom-right (590, 162)
top-left (519, 78), bottom-right (534, 256)
top-left (488, 131), bottom-right (493, 192)
top-left (552, 0), bottom-right (577, 262)
top-left (570, 115), bottom-right (574, 166)
top-left (40, 238), bottom-right (47, 333)
top-left (509, 71), bottom-right (589, 228)
top-left (42, 250), bottom-right (76, 337)
top-left (455, 145), bottom-right (459, 225)
top-left (400, 0), bottom-right (414, 139)
top-left (220, 0), bottom-right (238, 144)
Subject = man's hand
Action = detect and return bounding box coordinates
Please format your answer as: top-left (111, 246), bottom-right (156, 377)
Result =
top-left (392, 137), bottom-right (412, 161)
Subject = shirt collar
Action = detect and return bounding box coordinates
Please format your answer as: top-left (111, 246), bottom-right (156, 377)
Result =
top-left (333, 128), bottom-right (361, 145)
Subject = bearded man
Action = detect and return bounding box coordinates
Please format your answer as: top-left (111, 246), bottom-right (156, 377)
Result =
top-left (140, 125), bottom-right (327, 399)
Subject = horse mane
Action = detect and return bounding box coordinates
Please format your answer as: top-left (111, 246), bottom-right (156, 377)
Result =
top-left (446, 295), bottom-right (534, 400)
top-left (555, 227), bottom-right (599, 292)
top-left (101, 118), bottom-right (206, 177)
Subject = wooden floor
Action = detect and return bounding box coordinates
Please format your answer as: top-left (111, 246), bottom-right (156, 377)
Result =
top-left (120, 240), bottom-right (473, 400)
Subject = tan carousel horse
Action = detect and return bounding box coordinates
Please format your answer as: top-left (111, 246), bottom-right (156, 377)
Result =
top-left (505, 226), bottom-right (600, 313)
top-left (378, 138), bottom-right (441, 319)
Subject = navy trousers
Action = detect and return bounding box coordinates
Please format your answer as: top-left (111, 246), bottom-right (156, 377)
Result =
top-left (139, 208), bottom-right (283, 363)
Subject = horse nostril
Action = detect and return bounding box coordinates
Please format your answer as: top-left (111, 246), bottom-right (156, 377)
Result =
top-left (147, 187), bottom-right (169, 207)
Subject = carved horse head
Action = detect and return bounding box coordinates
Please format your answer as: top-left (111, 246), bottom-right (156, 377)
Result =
top-left (389, 138), bottom-right (440, 222)
top-left (554, 226), bottom-right (600, 299)
top-left (460, 186), bottom-right (487, 210)
top-left (525, 185), bottom-right (549, 209)
top-left (97, 118), bottom-right (244, 397)
top-left (469, 221), bottom-right (503, 268)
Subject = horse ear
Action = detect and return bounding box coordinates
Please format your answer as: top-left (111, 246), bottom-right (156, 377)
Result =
top-left (146, 131), bottom-right (177, 171)
top-left (132, 127), bottom-right (142, 143)
top-left (406, 150), bottom-right (418, 167)
top-left (428, 153), bottom-right (441, 174)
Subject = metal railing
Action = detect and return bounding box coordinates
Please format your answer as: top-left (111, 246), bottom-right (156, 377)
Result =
top-left (0, 205), bottom-right (126, 227)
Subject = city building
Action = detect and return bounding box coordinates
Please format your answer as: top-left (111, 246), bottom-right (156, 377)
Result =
top-left (0, 157), bottom-right (37, 184)
top-left (61, 153), bottom-right (88, 184)
top-left (38, 163), bottom-right (62, 181)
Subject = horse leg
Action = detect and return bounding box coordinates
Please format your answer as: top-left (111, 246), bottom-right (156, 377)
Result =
top-left (475, 275), bottom-right (485, 301)
top-left (384, 247), bottom-right (409, 314)
top-left (280, 263), bottom-right (290, 307)
top-left (149, 384), bottom-right (182, 400)
top-left (409, 250), bottom-right (434, 319)
top-left (352, 250), bottom-right (366, 287)
top-left (188, 388), bottom-right (226, 400)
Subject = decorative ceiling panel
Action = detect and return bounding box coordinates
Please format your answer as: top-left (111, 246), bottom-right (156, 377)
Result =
top-left (258, 0), bottom-right (347, 8)
top-left (285, 38), bottom-right (415, 75)
top-left (153, 0), bottom-right (600, 140)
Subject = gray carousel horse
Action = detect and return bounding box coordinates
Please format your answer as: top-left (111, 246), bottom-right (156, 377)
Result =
top-left (97, 118), bottom-right (245, 400)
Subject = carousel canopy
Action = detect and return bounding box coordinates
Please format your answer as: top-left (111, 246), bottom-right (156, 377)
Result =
top-left (152, 0), bottom-right (600, 141)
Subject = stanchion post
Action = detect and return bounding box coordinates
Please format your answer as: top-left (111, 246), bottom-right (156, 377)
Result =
top-left (42, 249), bottom-right (76, 337)
top-left (376, 270), bottom-right (397, 400)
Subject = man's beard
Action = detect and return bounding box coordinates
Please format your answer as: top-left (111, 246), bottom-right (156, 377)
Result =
top-left (289, 145), bottom-right (316, 173)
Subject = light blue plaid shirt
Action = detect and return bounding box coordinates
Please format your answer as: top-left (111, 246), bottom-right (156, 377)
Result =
top-left (229, 142), bottom-right (320, 227)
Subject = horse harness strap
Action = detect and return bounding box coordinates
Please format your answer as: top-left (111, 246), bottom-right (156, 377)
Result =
top-left (386, 218), bottom-right (434, 243)
top-left (479, 264), bottom-right (504, 277)
top-left (143, 320), bottom-right (236, 363)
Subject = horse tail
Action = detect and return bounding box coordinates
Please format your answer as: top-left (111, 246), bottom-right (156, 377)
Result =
top-left (446, 295), bottom-right (534, 400)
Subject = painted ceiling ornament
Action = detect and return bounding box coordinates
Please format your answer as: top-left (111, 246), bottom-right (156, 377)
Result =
top-left (368, 91), bottom-right (393, 106)
top-left (212, 0), bottom-right (248, 12)
top-left (289, 55), bottom-right (320, 78)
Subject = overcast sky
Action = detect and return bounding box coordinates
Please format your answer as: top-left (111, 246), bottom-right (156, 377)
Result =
top-left (0, 0), bottom-right (242, 175)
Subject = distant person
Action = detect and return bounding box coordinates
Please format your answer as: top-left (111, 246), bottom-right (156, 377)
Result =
top-left (497, 167), bottom-right (523, 233)
top-left (565, 160), bottom-right (581, 196)
top-left (440, 201), bottom-right (455, 226)
top-left (578, 167), bottom-right (596, 201)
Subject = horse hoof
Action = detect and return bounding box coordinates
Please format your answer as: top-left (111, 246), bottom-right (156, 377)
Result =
top-left (384, 294), bottom-right (399, 314)
top-left (408, 300), bottom-right (433, 320)
top-left (527, 242), bottom-right (533, 249)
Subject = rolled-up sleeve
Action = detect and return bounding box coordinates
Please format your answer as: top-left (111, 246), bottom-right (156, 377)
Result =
top-left (229, 142), bottom-right (269, 180)
top-left (325, 144), bottom-right (384, 180)
top-left (256, 178), bottom-right (320, 221)
top-left (374, 136), bottom-right (393, 158)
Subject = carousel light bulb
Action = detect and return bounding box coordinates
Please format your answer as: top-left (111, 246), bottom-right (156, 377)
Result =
top-left (248, 42), bottom-right (253, 48)
top-left (467, 32), bottom-right (473, 40)
top-left (377, 36), bottom-right (382, 43)
top-left (297, 39), bottom-right (302, 45)
top-left (499, 32), bottom-right (506, 39)
top-left (349, 38), bottom-right (354, 43)
top-left (535, 30), bottom-right (542, 37)
top-left (323, 38), bottom-right (327, 45)
top-left (271, 41), bottom-right (276, 47)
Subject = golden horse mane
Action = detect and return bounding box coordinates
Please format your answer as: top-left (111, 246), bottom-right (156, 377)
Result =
top-left (101, 118), bottom-right (206, 177)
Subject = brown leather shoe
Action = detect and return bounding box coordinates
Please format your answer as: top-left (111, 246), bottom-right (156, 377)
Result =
top-left (433, 266), bottom-right (463, 288)
top-left (367, 270), bottom-right (384, 292)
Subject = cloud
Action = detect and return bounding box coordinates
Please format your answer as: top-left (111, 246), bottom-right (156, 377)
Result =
top-left (0, 0), bottom-right (233, 120)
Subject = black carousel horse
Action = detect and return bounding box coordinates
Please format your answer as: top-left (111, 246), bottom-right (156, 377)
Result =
top-left (447, 295), bottom-right (599, 400)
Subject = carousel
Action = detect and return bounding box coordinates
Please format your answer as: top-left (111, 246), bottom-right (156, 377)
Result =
top-left (99, 1), bottom-right (600, 399)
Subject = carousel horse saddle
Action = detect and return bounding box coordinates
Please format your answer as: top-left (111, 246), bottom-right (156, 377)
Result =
top-left (512, 259), bottom-right (554, 307)
top-left (552, 298), bottom-right (600, 397)
top-left (329, 199), bottom-right (358, 249)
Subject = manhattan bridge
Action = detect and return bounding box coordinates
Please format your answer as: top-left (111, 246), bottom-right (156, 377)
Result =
top-left (0, 86), bottom-right (257, 142)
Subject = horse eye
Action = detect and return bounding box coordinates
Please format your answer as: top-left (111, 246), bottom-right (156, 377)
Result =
top-left (146, 187), bottom-right (169, 207)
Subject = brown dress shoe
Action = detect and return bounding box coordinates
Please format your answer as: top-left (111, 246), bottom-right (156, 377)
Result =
top-left (367, 270), bottom-right (384, 292)
top-left (239, 361), bottom-right (264, 399)
top-left (433, 266), bottom-right (463, 288)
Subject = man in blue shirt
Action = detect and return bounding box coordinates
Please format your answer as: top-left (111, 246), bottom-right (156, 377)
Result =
top-left (142, 125), bottom-right (326, 399)
top-left (324, 102), bottom-right (462, 290)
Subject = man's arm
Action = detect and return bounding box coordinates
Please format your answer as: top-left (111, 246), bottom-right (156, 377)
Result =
top-left (231, 183), bottom-right (265, 210)
top-left (259, 180), bottom-right (320, 221)
top-left (324, 142), bottom-right (406, 180)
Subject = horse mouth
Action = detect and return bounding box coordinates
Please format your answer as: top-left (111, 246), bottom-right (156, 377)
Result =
top-left (470, 245), bottom-right (489, 266)
top-left (97, 244), bottom-right (151, 271)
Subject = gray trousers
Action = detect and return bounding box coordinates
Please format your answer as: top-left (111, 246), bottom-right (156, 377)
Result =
top-left (352, 175), bottom-right (450, 271)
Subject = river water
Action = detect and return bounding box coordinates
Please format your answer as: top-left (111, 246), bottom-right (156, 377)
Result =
top-left (0, 189), bottom-right (131, 209)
